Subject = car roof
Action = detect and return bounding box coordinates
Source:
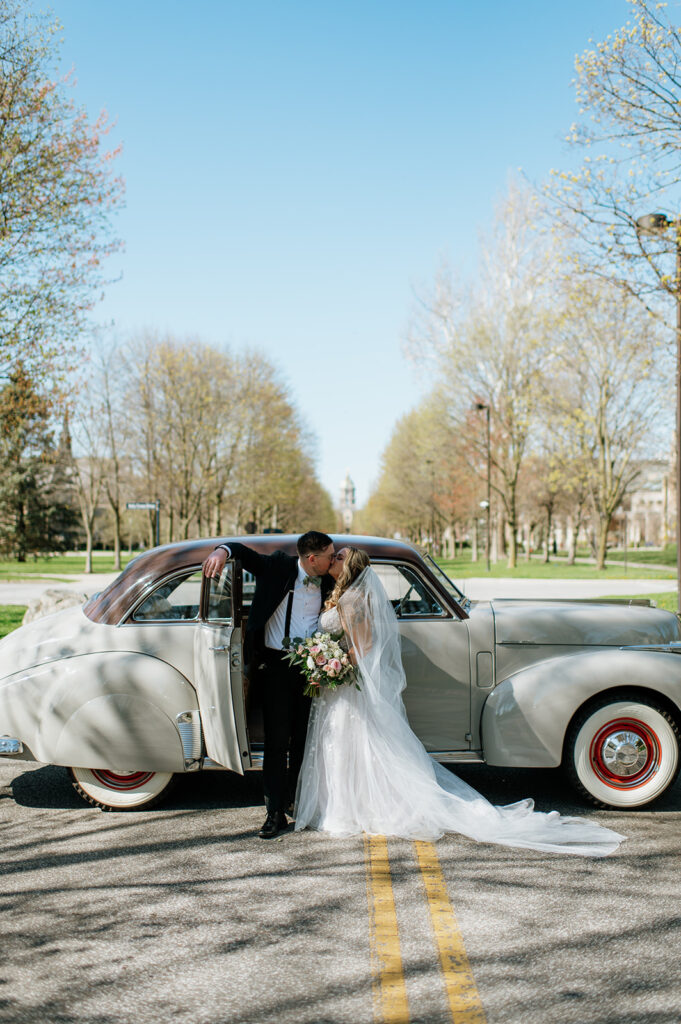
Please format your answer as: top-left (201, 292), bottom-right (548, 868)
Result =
top-left (83, 534), bottom-right (453, 625)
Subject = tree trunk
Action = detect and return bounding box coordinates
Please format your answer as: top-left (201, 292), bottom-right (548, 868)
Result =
top-left (213, 493), bottom-right (222, 536)
top-left (542, 509), bottom-right (553, 564)
top-left (596, 516), bottom-right (610, 571)
top-left (471, 518), bottom-right (478, 563)
top-left (567, 509), bottom-right (582, 566)
top-left (84, 522), bottom-right (94, 573)
top-left (507, 518), bottom-right (517, 568)
top-left (112, 506), bottom-right (122, 571)
top-left (567, 529), bottom-right (577, 565)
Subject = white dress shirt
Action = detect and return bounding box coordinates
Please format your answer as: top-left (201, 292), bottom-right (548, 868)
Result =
top-left (265, 560), bottom-right (322, 650)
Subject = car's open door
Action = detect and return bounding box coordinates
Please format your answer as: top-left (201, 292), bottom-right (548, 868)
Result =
top-left (193, 561), bottom-right (250, 772)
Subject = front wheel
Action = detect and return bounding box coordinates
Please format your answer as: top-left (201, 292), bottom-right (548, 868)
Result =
top-left (565, 694), bottom-right (680, 809)
top-left (70, 767), bottom-right (176, 811)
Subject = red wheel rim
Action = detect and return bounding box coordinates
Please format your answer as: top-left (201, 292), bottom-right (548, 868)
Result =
top-left (589, 717), bottom-right (661, 789)
top-left (90, 769), bottom-right (155, 791)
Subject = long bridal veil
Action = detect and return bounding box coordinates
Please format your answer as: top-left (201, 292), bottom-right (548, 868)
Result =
top-left (295, 567), bottom-right (624, 857)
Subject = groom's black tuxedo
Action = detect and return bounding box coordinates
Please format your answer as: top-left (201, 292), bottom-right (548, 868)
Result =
top-left (225, 541), bottom-right (334, 814)
top-left (227, 542), bottom-right (334, 663)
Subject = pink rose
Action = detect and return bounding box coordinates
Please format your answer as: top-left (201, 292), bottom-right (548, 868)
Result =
top-left (309, 644), bottom-right (321, 654)
top-left (315, 654), bottom-right (326, 666)
top-left (328, 658), bottom-right (342, 672)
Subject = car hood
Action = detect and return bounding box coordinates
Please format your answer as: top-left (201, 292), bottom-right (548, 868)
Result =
top-left (491, 599), bottom-right (681, 647)
top-left (0, 605), bottom-right (101, 674)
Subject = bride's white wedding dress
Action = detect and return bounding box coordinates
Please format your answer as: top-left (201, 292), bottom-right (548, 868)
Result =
top-left (294, 567), bottom-right (624, 856)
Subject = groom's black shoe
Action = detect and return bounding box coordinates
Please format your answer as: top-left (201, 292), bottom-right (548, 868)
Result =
top-left (258, 811), bottom-right (288, 839)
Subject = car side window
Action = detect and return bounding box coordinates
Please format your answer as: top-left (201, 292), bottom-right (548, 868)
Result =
top-left (373, 564), bottom-right (444, 618)
top-left (206, 565), bottom-right (233, 622)
top-left (132, 569), bottom-right (204, 622)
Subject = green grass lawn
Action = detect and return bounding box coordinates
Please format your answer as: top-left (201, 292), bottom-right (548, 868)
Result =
top-left (0, 553), bottom-right (133, 579)
top-left (604, 545), bottom-right (677, 566)
top-left (0, 605), bottom-right (26, 638)
top-left (437, 554), bottom-right (676, 580)
top-left (603, 592), bottom-right (678, 612)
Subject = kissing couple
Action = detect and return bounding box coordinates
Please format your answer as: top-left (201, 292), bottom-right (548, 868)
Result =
top-left (203, 531), bottom-right (624, 856)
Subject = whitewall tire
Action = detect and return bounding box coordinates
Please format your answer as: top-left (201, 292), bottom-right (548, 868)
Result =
top-left (70, 767), bottom-right (175, 811)
top-left (566, 695), bottom-right (680, 809)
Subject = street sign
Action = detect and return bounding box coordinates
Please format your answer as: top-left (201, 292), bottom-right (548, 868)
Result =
top-left (126, 499), bottom-right (161, 546)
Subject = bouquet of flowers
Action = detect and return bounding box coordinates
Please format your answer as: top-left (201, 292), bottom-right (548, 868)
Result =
top-left (283, 631), bottom-right (359, 697)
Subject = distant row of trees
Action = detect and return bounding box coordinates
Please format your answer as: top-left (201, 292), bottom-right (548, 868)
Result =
top-left (364, 0), bottom-right (681, 569)
top-left (0, 4), bottom-right (335, 565)
top-left (0, 336), bottom-right (335, 566)
top-left (362, 184), bottom-right (672, 570)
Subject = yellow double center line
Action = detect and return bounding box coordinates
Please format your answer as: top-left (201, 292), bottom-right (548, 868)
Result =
top-left (364, 834), bottom-right (487, 1024)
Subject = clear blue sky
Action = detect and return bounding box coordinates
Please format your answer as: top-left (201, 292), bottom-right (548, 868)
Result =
top-left (50, 0), bottom-right (628, 507)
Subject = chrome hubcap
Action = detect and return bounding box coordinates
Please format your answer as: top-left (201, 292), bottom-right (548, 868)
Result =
top-left (590, 716), bottom-right (660, 788)
top-left (90, 769), bottom-right (155, 791)
top-left (600, 731), bottom-right (648, 777)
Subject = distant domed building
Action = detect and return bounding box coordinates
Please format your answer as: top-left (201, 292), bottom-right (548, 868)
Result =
top-left (339, 471), bottom-right (356, 532)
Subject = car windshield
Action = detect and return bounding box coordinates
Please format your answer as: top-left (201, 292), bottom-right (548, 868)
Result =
top-left (423, 555), bottom-right (469, 611)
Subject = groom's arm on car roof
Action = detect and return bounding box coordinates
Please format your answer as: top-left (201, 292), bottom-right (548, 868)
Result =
top-left (202, 540), bottom-right (270, 578)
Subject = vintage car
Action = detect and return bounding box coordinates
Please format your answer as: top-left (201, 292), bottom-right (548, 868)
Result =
top-left (1, 534), bottom-right (680, 812)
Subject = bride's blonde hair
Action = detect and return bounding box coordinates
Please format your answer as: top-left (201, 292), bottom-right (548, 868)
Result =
top-left (325, 546), bottom-right (370, 608)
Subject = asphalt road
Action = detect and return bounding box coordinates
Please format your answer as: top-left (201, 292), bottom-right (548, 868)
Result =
top-left (1, 762), bottom-right (680, 1024)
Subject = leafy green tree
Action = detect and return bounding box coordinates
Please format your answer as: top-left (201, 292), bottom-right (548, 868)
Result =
top-left (0, 366), bottom-right (75, 558)
top-left (407, 184), bottom-right (558, 567)
top-left (547, 0), bottom-right (681, 316)
top-left (546, 280), bottom-right (670, 569)
top-left (0, 1), bottom-right (123, 378)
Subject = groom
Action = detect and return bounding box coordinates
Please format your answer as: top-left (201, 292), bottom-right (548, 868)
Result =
top-left (202, 531), bottom-right (335, 838)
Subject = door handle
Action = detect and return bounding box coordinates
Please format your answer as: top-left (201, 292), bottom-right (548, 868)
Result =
top-left (209, 645), bottom-right (227, 652)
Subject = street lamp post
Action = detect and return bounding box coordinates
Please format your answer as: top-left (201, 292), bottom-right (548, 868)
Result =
top-left (636, 213), bottom-right (681, 611)
top-left (475, 402), bottom-right (491, 572)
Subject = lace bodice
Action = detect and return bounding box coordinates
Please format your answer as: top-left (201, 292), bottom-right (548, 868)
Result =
top-left (318, 606), bottom-right (342, 633)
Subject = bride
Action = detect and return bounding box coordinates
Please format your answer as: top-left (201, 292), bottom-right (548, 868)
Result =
top-left (294, 547), bottom-right (625, 856)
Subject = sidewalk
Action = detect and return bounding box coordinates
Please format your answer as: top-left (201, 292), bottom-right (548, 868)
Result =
top-left (0, 574), bottom-right (120, 605)
top-left (0, 573), bottom-right (675, 606)
top-left (462, 577), bottom-right (677, 601)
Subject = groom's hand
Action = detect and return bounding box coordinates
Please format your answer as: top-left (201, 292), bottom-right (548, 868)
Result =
top-left (203, 547), bottom-right (227, 578)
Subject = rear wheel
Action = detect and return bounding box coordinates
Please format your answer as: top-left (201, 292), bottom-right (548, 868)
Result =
top-left (566, 694), bottom-right (680, 809)
top-left (70, 767), bottom-right (176, 811)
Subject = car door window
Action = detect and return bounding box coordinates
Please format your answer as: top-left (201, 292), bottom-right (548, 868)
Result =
top-left (373, 564), bottom-right (445, 617)
top-left (205, 566), bottom-right (233, 622)
top-left (132, 569), bottom-right (204, 622)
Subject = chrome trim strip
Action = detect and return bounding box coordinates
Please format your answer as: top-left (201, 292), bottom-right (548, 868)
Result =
top-left (371, 559), bottom-right (453, 620)
top-left (120, 565), bottom-right (204, 625)
top-left (430, 750), bottom-right (484, 764)
top-left (175, 711), bottom-right (202, 767)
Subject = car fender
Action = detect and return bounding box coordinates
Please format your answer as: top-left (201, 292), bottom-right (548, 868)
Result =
top-left (482, 647), bottom-right (681, 768)
top-left (0, 651), bottom-right (198, 771)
